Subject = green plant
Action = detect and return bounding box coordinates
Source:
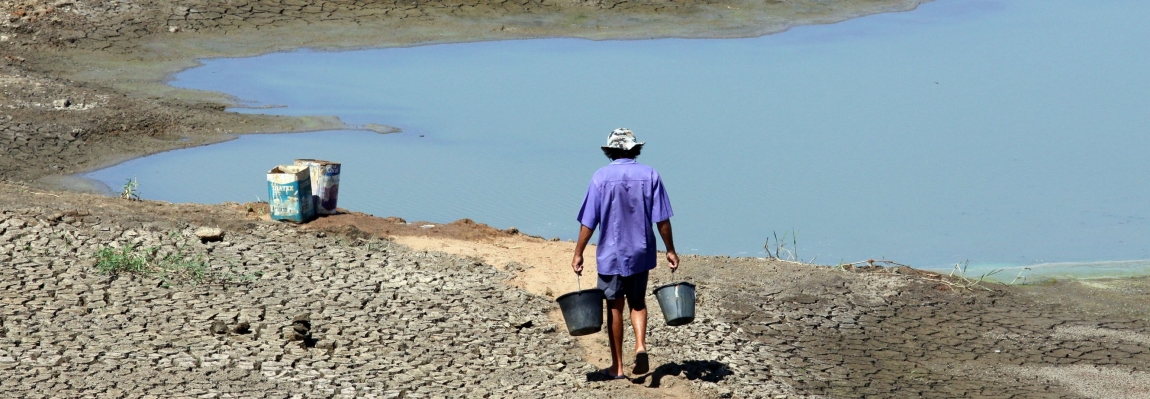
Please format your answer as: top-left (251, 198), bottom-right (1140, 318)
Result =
top-left (943, 260), bottom-right (1003, 291)
top-left (95, 245), bottom-right (151, 275)
top-left (764, 230), bottom-right (799, 261)
top-left (93, 242), bottom-right (260, 286)
top-left (120, 177), bottom-right (140, 201)
top-left (158, 250), bottom-right (209, 285)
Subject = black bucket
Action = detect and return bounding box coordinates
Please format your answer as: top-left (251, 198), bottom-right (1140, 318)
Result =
top-left (653, 282), bottom-right (696, 326)
top-left (555, 289), bottom-right (605, 336)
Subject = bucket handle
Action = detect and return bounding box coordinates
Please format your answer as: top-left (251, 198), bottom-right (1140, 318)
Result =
top-left (673, 268), bottom-right (679, 299)
top-left (577, 275), bottom-right (581, 292)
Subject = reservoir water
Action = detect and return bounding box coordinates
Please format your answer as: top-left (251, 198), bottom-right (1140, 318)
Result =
top-left (87, 0), bottom-right (1150, 279)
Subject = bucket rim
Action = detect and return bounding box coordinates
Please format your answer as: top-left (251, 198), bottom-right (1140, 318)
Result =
top-left (295, 159), bottom-right (340, 166)
top-left (268, 165), bottom-right (309, 174)
top-left (555, 288), bottom-right (605, 303)
top-left (652, 281), bottom-right (695, 295)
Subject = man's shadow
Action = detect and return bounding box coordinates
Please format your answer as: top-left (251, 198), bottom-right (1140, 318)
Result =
top-left (586, 360), bottom-right (734, 386)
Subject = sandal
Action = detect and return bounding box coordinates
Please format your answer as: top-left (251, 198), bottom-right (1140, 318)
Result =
top-left (598, 369), bottom-right (628, 380)
top-left (632, 351), bottom-right (650, 375)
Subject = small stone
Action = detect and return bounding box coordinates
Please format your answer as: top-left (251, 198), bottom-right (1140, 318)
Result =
top-left (168, 26), bottom-right (179, 33)
top-left (194, 227), bottom-right (223, 242)
top-left (209, 321), bottom-right (228, 335)
top-left (284, 330), bottom-right (304, 342)
top-left (232, 321), bottom-right (250, 334)
top-left (52, 99), bottom-right (70, 108)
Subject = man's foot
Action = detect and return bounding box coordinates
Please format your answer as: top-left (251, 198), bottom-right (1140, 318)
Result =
top-left (598, 368), bottom-right (627, 380)
top-left (632, 351), bottom-right (650, 375)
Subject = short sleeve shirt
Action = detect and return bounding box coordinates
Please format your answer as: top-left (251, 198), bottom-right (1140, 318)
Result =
top-left (576, 159), bottom-right (673, 277)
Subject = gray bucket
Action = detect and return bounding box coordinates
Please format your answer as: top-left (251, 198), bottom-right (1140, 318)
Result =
top-left (555, 289), bottom-right (604, 336)
top-left (653, 282), bottom-right (696, 326)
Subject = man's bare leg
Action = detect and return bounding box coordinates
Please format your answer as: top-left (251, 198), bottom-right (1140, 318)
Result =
top-left (631, 307), bottom-right (648, 354)
top-left (606, 297), bottom-right (627, 376)
top-left (630, 305), bottom-right (650, 374)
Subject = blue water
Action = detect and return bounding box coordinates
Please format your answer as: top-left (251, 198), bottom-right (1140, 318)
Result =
top-left (87, 0), bottom-right (1150, 277)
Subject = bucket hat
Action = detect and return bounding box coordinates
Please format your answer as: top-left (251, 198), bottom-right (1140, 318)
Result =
top-left (601, 128), bottom-right (644, 151)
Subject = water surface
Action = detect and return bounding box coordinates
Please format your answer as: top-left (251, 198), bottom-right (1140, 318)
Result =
top-left (88, 0), bottom-right (1150, 277)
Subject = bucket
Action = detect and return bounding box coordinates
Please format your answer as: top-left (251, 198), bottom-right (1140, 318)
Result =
top-left (267, 165), bottom-right (315, 223)
top-left (294, 159), bottom-right (341, 215)
top-left (653, 282), bottom-right (696, 326)
top-left (555, 289), bottom-right (605, 336)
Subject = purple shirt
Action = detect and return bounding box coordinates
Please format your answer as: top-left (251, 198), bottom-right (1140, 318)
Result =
top-left (577, 159), bottom-right (674, 277)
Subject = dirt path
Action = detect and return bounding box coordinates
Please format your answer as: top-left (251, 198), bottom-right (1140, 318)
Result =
top-left (387, 235), bottom-right (696, 399)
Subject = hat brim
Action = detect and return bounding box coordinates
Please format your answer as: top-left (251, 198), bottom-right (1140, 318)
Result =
top-left (601, 142), bottom-right (645, 151)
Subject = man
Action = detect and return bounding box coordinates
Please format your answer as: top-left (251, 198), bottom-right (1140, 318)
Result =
top-left (572, 128), bottom-right (679, 379)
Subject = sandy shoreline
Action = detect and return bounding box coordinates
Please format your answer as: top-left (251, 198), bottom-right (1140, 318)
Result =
top-left (5, 0), bottom-right (1150, 397)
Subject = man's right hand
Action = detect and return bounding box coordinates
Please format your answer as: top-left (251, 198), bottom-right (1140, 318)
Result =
top-left (572, 224), bottom-right (594, 276)
top-left (571, 254), bottom-right (584, 276)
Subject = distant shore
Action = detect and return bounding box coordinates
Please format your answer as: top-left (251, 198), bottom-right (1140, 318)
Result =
top-left (1, 0), bottom-right (931, 187)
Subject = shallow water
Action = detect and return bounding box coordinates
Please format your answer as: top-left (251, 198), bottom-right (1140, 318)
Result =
top-left (87, 0), bottom-right (1150, 276)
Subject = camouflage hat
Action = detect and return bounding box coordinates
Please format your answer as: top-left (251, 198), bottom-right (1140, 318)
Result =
top-left (601, 128), bottom-right (644, 150)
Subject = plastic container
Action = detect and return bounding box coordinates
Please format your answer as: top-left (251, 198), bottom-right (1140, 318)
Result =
top-left (653, 282), bottom-right (696, 326)
top-left (555, 289), bottom-right (605, 336)
top-left (294, 159), bottom-right (341, 215)
top-left (266, 165), bottom-right (315, 223)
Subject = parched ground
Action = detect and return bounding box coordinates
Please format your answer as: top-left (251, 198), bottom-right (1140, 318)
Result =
top-left (3, 183), bottom-right (1150, 398)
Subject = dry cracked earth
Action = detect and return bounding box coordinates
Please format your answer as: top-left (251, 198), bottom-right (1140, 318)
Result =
top-left (2, 185), bottom-right (1150, 398)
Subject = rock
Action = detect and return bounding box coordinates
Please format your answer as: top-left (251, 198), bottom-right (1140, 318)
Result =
top-left (194, 227), bottom-right (223, 243)
top-left (52, 99), bottom-right (70, 109)
top-left (168, 26), bottom-right (180, 33)
top-left (284, 329), bottom-right (305, 342)
top-left (209, 321), bottom-right (228, 335)
top-left (232, 322), bottom-right (250, 334)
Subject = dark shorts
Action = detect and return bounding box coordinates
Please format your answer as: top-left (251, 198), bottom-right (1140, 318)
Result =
top-left (598, 271), bottom-right (649, 310)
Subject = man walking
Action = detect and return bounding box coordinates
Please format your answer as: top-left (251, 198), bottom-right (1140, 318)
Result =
top-left (572, 128), bottom-right (679, 379)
